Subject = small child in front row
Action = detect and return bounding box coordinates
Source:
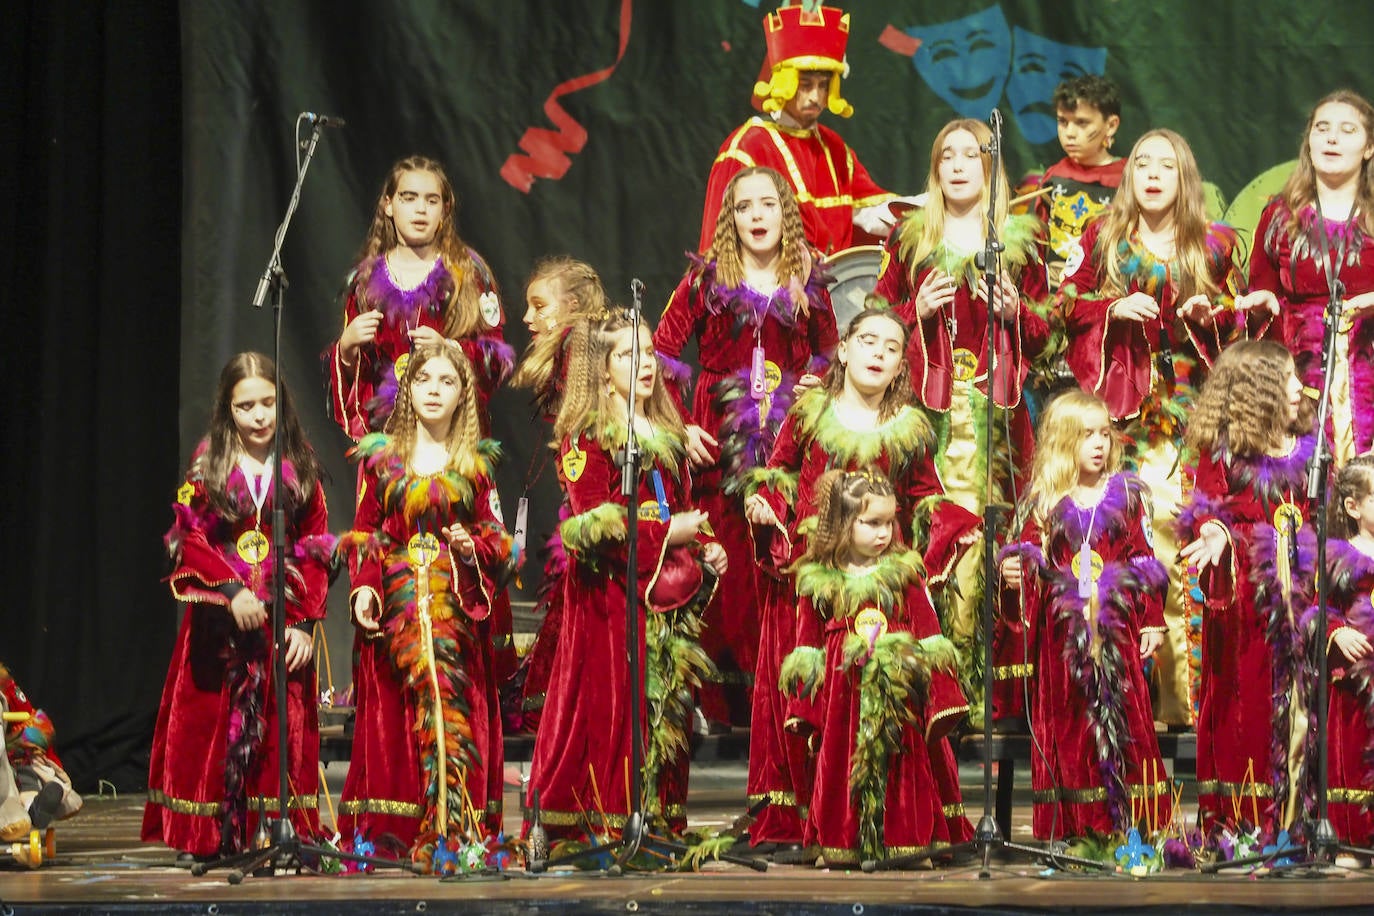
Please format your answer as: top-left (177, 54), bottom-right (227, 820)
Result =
top-left (1321, 455), bottom-right (1374, 849)
top-left (999, 390), bottom-right (1170, 840)
top-left (781, 468), bottom-right (965, 867)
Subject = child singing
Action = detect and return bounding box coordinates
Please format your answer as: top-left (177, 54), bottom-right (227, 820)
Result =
top-left (144, 353), bottom-right (332, 859)
top-left (999, 390), bottom-right (1170, 839)
top-left (525, 312), bottom-right (727, 839)
top-left (339, 343), bottom-right (514, 871)
top-left (782, 468), bottom-right (965, 867)
top-left (1177, 340), bottom-right (1317, 833)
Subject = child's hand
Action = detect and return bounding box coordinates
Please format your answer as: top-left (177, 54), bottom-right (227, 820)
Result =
top-left (1334, 627), bottom-right (1373, 663)
top-left (1139, 630), bottom-right (1164, 658)
top-left (668, 510), bottom-right (708, 546)
top-left (792, 373), bottom-right (823, 395)
top-left (744, 493), bottom-right (781, 528)
top-left (339, 309), bottom-right (383, 363)
top-left (914, 269), bottom-right (958, 320)
top-left (352, 590), bottom-right (381, 631)
top-left (1234, 289), bottom-right (1279, 317)
top-left (1179, 520), bottom-right (1228, 572)
top-left (976, 272), bottom-right (1021, 318)
top-left (408, 325), bottom-right (449, 349)
top-left (702, 542), bottom-right (729, 576)
top-left (1343, 291), bottom-right (1374, 319)
top-left (228, 589), bottom-right (268, 631)
top-left (283, 627), bottom-right (315, 672)
top-left (999, 555), bottom-right (1022, 589)
top-left (1177, 293), bottom-right (1216, 323)
top-left (685, 425), bottom-right (718, 468)
top-left (443, 523), bottom-right (476, 562)
top-left (1108, 292), bottom-right (1161, 323)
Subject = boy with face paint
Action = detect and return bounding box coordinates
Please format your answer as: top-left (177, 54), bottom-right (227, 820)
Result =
top-left (1033, 75), bottom-right (1124, 289)
top-left (699, 4), bottom-right (898, 256)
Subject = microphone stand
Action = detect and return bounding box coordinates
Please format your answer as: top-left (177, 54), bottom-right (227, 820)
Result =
top-left (526, 281), bottom-right (764, 875)
top-left (866, 110), bottom-right (1106, 876)
top-left (193, 115), bottom-right (406, 882)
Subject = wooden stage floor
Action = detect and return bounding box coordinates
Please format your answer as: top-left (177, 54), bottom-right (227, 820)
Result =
top-left (3, 756), bottom-right (1374, 914)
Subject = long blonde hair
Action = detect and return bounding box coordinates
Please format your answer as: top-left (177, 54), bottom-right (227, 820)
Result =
top-left (800, 468), bottom-right (898, 569)
top-left (553, 312), bottom-right (686, 446)
top-left (1094, 129), bottom-right (1219, 302)
top-left (1185, 340), bottom-right (1313, 459)
top-left (383, 342), bottom-right (486, 477)
top-left (1023, 390), bottom-right (1121, 525)
top-left (353, 155), bottom-right (488, 341)
top-left (706, 166), bottom-right (810, 293)
top-left (511, 256), bottom-right (610, 392)
top-left (903, 119), bottom-right (1010, 280)
top-left (1278, 89), bottom-right (1374, 238)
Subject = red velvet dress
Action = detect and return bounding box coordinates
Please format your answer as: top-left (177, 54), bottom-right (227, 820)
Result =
top-left (654, 256), bottom-right (837, 724)
top-left (1177, 435), bottom-right (1318, 831)
top-left (143, 448), bottom-right (332, 856)
top-left (1248, 199), bottom-right (1374, 464)
top-left (871, 210), bottom-right (1049, 723)
top-left (1001, 474), bottom-right (1171, 839)
top-left (785, 552), bottom-right (967, 865)
top-left (338, 434), bottom-right (513, 869)
top-left (700, 117), bottom-right (893, 255)
top-left (524, 417), bottom-right (718, 838)
top-left (746, 391), bottom-right (976, 845)
top-left (323, 254), bottom-right (518, 685)
top-left (1320, 538), bottom-right (1374, 845)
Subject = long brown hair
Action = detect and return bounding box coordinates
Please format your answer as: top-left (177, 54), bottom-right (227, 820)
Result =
top-left (1094, 129), bottom-right (1219, 302)
top-left (903, 119), bottom-right (1010, 278)
top-left (196, 352), bottom-right (321, 518)
top-left (553, 312), bottom-right (687, 446)
top-left (1185, 340), bottom-right (1313, 459)
top-left (383, 342), bottom-right (486, 478)
top-left (353, 155), bottom-right (488, 340)
top-left (1332, 454), bottom-right (1374, 539)
top-left (1278, 89), bottom-right (1374, 238)
top-left (800, 468), bottom-right (898, 569)
top-left (511, 256), bottom-right (611, 392)
top-left (706, 166), bottom-right (810, 297)
top-left (819, 308), bottom-right (914, 422)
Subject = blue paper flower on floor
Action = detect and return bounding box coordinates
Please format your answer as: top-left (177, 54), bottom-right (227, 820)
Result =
top-left (1115, 828), bottom-right (1155, 869)
top-left (1262, 830), bottom-right (1297, 868)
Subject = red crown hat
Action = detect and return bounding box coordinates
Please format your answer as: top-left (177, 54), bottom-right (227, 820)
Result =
top-left (753, 3), bottom-right (853, 119)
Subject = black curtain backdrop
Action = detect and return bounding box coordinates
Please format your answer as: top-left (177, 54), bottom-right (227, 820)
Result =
top-left (6, 0), bottom-right (1374, 791)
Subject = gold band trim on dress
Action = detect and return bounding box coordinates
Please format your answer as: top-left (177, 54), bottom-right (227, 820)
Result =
top-left (821, 840), bottom-right (949, 866)
top-left (247, 794), bottom-right (318, 812)
top-left (748, 790), bottom-right (798, 808)
top-left (943, 803), bottom-right (966, 818)
top-left (1195, 779), bottom-right (1275, 799)
top-left (1033, 780), bottom-right (1172, 805)
top-left (1329, 788), bottom-right (1374, 805)
top-left (993, 663), bottom-right (1034, 679)
top-left (147, 789), bottom-right (222, 817)
top-left (340, 797), bottom-right (425, 818)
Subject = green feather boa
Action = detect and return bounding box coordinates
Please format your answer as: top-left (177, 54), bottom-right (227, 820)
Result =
top-left (790, 390), bottom-right (936, 471)
top-left (794, 550), bottom-right (927, 622)
top-left (894, 209), bottom-right (1041, 285)
top-left (575, 409), bottom-right (686, 478)
top-left (559, 503), bottom-right (628, 561)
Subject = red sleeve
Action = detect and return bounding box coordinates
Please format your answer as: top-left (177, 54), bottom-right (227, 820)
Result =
top-left (870, 231), bottom-right (913, 315)
top-left (450, 475), bottom-right (514, 622)
top-left (805, 281), bottom-right (840, 369)
top-left (700, 129), bottom-right (750, 252)
top-left (166, 480), bottom-right (244, 607)
top-left (845, 144), bottom-right (892, 209)
top-left (292, 482), bottom-right (331, 624)
top-left (653, 272), bottom-right (705, 413)
top-left (1245, 200), bottom-right (1287, 342)
top-left (325, 280), bottom-right (371, 440)
top-left (562, 437), bottom-right (673, 581)
top-left (347, 462), bottom-right (386, 625)
top-left (462, 249), bottom-right (515, 408)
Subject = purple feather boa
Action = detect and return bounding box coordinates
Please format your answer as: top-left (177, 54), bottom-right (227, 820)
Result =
top-left (684, 252), bottom-right (831, 328)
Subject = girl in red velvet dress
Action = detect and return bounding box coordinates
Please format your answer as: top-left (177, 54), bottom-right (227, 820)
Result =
top-left (144, 353), bottom-right (332, 859)
top-left (782, 468), bottom-right (965, 868)
top-left (1321, 455), bottom-right (1374, 848)
top-left (508, 257), bottom-right (610, 734)
top-left (869, 118), bottom-right (1050, 724)
top-left (339, 343), bottom-right (514, 871)
top-left (1177, 340), bottom-right (1318, 834)
top-left (998, 390), bottom-right (1170, 840)
top-left (744, 308), bottom-right (976, 859)
top-left (655, 165), bottom-right (837, 736)
top-left (524, 313), bottom-right (727, 840)
top-left (1058, 129), bottom-right (1241, 729)
top-left (1237, 90), bottom-right (1374, 467)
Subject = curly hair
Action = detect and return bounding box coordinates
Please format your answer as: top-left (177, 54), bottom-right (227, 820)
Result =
top-left (197, 352), bottom-right (322, 519)
top-left (352, 155), bottom-right (488, 341)
top-left (1332, 453), bottom-right (1374, 539)
top-left (706, 167), bottom-right (813, 314)
top-left (1277, 89), bottom-right (1374, 239)
top-left (819, 308), bottom-right (915, 422)
top-left (903, 119), bottom-right (1011, 279)
top-left (1052, 74), bottom-right (1121, 120)
top-left (1093, 129), bottom-right (1221, 303)
top-left (800, 467), bottom-right (899, 570)
top-left (553, 312), bottom-right (687, 447)
top-left (1185, 340), bottom-right (1313, 459)
top-left (382, 342), bottom-right (486, 478)
top-left (1023, 389), bottom-right (1121, 526)
top-left (511, 256), bottom-right (611, 392)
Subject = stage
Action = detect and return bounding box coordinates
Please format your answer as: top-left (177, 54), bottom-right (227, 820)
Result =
top-left (4, 755), bottom-right (1373, 914)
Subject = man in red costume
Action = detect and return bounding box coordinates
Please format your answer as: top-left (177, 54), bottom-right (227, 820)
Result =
top-left (699, 3), bottom-right (898, 256)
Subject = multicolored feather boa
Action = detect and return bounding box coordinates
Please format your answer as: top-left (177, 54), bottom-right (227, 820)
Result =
top-left (1327, 539), bottom-right (1374, 802)
top-left (894, 209), bottom-right (1042, 288)
top-left (1014, 474), bottom-right (1168, 830)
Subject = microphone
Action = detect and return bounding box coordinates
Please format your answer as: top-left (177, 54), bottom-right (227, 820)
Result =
top-left (981, 109), bottom-right (1002, 153)
top-left (302, 112), bottom-right (347, 128)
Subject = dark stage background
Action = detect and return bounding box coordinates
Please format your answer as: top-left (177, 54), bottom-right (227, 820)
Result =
top-left (4, 0), bottom-right (1374, 791)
